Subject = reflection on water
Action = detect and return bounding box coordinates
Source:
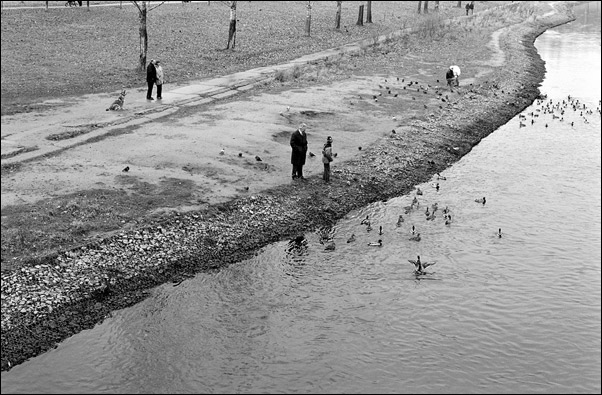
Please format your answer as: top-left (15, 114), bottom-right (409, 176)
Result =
top-left (2, 3), bottom-right (601, 394)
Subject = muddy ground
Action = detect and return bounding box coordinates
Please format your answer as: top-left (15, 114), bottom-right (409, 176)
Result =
top-left (0, 3), bottom-right (575, 372)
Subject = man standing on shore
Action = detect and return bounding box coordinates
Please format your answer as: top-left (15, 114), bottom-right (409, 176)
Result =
top-left (146, 59), bottom-right (156, 100)
top-left (290, 123), bottom-right (308, 180)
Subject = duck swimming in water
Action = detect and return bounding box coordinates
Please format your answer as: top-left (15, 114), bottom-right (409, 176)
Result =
top-left (324, 241), bottom-right (336, 251)
top-left (410, 225), bottom-right (416, 235)
top-left (416, 188), bottom-right (423, 196)
top-left (475, 197), bottom-right (486, 205)
top-left (497, 228), bottom-right (502, 238)
top-left (409, 233), bottom-right (421, 241)
top-left (408, 255), bottom-right (436, 274)
top-left (347, 233), bottom-right (356, 243)
top-left (368, 239), bottom-right (383, 246)
top-left (360, 215), bottom-right (370, 225)
top-left (379, 226), bottom-right (384, 235)
top-left (366, 222), bottom-right (373, 232)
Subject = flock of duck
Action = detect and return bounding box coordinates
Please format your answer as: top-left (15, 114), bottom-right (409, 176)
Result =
top-left (314, 94), bottom-right (600, 276)
top-left (518, 95), bottom-right (601, 128)
top-left (316, 172), bottom-right (499, 276)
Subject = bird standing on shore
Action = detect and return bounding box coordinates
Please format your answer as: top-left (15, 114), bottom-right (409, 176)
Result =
top-left (396, 215), bottom-right (404, 227)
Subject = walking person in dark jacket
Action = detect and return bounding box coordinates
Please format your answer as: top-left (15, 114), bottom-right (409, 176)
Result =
top-left (146, 59), bottom-right (156, 100)
top-left (290, 123), bottom-right (308, 180)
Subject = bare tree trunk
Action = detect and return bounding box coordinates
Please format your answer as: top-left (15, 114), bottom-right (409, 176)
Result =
top-left (304, 1), bottom-right (311, 37)
top-left (356, 1), bottom-right (364, 26)
top-left (226, 1), bottom-right (237, 49)
top-left (417, 0), bottom-right (422, 14)
top-left (334, 0), bottom-right (342, 29)
top-left (434, 1), bottom-right (439, 11)
top-left (45, 1), bottom-right (48, 12)
top-left (457, 1), bottom-right (461, 7)
top-left (86, 1), bottom-right (89, 11)
top-left (138, 1), bottom-right (148, 71)
top-left (424, 1), bottom-right (429, 14)
top-left (366, 0), bottom-right (372, 23)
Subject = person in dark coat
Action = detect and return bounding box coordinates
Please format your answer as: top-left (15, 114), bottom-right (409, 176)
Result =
top-left (146, 59), bottom-right (156, 100)
top-left (290, 123), bottom-right (308, 180)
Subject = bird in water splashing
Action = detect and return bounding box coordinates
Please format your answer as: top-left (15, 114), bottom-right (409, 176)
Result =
top-left (408, 255), bottom-right (436, 274)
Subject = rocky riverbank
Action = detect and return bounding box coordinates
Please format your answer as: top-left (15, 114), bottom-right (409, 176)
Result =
top-left (0, 3), bottom-right (575, 372)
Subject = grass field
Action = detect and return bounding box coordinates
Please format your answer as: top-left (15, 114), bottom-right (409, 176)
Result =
top-left (0, 1), bottom-right (509, 115)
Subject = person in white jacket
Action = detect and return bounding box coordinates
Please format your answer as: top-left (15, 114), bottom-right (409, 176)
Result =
top-left (155, 60), bottom-right (165, 99)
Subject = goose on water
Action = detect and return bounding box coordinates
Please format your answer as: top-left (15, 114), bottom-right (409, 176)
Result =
top-left (475, 197), bottom-right (486, 205)
top-left (408, 255), bottom-right (436, 274)
top-left (409, 233), bottom-right (421, 242)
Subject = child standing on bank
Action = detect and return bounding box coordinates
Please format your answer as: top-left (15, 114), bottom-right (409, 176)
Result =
top-left (322, 136), bottom-right (333, 183)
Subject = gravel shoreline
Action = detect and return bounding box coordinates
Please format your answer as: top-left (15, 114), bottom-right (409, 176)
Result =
top-left (0, 5), bottom-right (575, 372)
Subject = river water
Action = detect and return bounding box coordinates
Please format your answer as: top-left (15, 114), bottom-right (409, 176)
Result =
top-left (2, 3), bottom-right (600, 394)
